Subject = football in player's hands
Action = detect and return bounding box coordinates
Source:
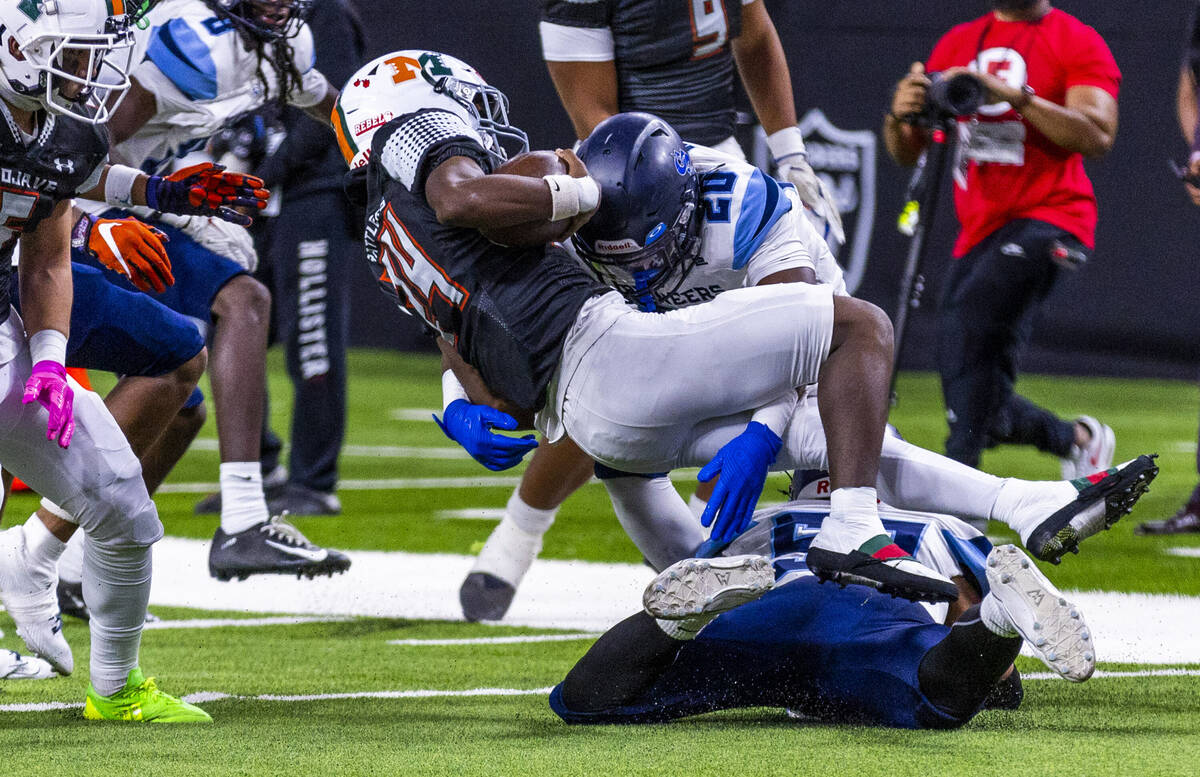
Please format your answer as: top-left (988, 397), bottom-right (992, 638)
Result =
top-left (480, 150), bottom-right (583, 247)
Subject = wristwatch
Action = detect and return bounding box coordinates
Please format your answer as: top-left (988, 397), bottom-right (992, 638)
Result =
top-left (1012, 83), bottom-right (1036, 111)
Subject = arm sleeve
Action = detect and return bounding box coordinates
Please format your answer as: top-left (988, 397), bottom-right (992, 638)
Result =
top-left (1064, 25), bottom-right (1121, 97)
top-left (749, 390), bottom-right (799, 438)
top-left (539, 22), bottom-right (615, 62)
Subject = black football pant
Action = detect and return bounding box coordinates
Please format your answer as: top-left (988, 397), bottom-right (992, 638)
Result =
top-left (257, 189), bottom-right (356, 493)
top-left (937, 218), bottom-right (1084, 468)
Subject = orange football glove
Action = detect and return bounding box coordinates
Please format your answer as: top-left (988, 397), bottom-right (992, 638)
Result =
top-left (147, 162), bottom-right (270, 226)
top-left (83, 216), bottom-right (174, 294)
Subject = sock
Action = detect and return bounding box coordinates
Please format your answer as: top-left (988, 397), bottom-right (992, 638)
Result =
top-left (990, 479), bottom-right (1076, 543)
top-left (917, 605), bottom-right (1022, 720)
top-left (819, 487), bottom-right (886, 552)
top-left (219, 462), bottom-right (270, 534)
top-left (655, 612), bottom-right (719, 641)
top-left (876, 434), bottom-right (1005, 524)
top-left (58, 532), bottom-right (85, 584)
top-left (504, 490), bottom-right (557, 535)
top-left (84, 536), bottom-right (151, 697)
top-left (559, 612), bottom-right (683, 713)
top-left (687, 492), bottom-right (707, 520)
top-left (979, 593), bottom-right (1019, 637)
top-left (21, 513), bottom-right (66, 584)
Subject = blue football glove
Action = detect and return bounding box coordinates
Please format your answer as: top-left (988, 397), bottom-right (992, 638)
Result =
top-left (433, 399), bottom-right (538, 471)
top-left (697, 422), bottom-right (783, 543)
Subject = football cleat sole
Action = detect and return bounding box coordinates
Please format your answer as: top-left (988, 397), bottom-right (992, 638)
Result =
top-left (806, 547), bottom-right (959, 604)
top-left (460, 572), bottom-right (517, 622)
top-left (643, 555), bottom-right (774, 620)
top-left (986, 545), bottom-right (1095, 682)
top-left (208, 555), bottom-right (351, 582)
top-left (1027, 454), bottom-right (1158, 564)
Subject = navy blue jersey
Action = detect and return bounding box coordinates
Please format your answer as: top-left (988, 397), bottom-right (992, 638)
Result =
top-left (541, 0), bottom-right (744, 145)
top-left (0, 107), bottom-right (109, 321)
top-left (361, 112), bottom-right (606, 412)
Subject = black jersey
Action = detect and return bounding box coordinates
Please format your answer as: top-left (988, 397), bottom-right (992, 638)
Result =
top-left (360, 110), bottom-right (606, 412)
top-left (541, 0), bottom-right (744, 146)
top-left (0, 106), bottom-right (109, 321)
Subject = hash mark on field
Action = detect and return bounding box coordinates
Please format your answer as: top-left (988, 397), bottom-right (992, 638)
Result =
top-left (391, 408), bottom-right (440, 421)
top-left (436, 508), bottom-right (506, 521)
top-left (144, 616), bottom-right (352, 630)
top-left (1172, 441), bottom-right (1198, 454)
top-left (1165, 547), bottom-right (1200, 558)
top-left (388, 633), bottom-right (602, 646)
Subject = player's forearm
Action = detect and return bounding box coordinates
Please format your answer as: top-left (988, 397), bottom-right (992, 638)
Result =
top-left (1178, 67), bottom-right (1199, 146)
top-left (732, 10), bottom-right (797, 135)
top-left (17, 205), bottom-right (74, 341)
top-left (78, 165), bottom-right (149, 207)
top-left (883, 114), bottom-right (927, 167)
top-left (545, 60), bottom-right (619, 140)
top-left (1019, 96), bottom-right (1117, 158)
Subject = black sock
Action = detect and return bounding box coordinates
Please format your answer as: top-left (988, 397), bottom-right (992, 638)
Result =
top-left (560, 612), bottom-right (683, 713)
top-left (917, 605), bottom-right (1023, 719)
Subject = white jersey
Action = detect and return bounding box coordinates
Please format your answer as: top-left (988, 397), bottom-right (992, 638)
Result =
top-left (112, 0), bottom-right (328, 172)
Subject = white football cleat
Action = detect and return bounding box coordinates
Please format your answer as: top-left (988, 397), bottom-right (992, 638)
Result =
top-left (0, 526), bottom-right (72, 675)
top-left (1060, 416), bottom-right (1115, 480)
top-left (985, 544), bottom-right (1095, 682)
top-left (0, 648), bottom-right (56, 680)
top-left (643, 555), bottom-right (774, 620)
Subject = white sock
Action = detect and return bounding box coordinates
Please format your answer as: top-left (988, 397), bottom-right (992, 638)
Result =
top-left (58, 532), bottom-right (85, 584)
top-left (980, 594), bottom-right (1018, 637)
top-left (818, 487), bottom-right (886, 553)
top-left (84, 536), bottom-right (151, 697)
top-left (219, 461), bottom-right (269, 534)
top-left (471, 517), bottom-right (544, 586)
top-left (876, 434), bottom-right (1005, 522)
top-left (504, 490), bottom-right (557, 535)
top-left (687, 492), bottom-right (707, 520)
top-left (991, 479), bottom-right (1076, 543)
top-left (22, 513), bottom-right (66, 584)
top-left (655, 612), bottom-right (718, 641)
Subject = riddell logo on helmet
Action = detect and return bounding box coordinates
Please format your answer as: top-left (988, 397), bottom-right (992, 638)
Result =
top-left (354, 112), bottom-right (394, 136)
top-left (595, 238), bottom-right (639, 254)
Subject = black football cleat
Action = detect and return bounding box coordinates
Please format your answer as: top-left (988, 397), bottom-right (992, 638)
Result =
top-left (208, 514), bottom-right (351, 581)
top-left (1026, 454), bottom-right (1158, 564)
top-left (459, 572), bottom-right (517, 622)
top-left (806, 536), bottom-right (959, 604)
top-left (56, 579), bottom-right (89, 621)
top-left (267, 483), bottom-right (341, 517)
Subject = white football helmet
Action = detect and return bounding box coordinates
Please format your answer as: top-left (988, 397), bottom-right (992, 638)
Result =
top-left (0, 0), bottom-right (136, 124)
top-left (333, 49), bottom-right (528, 171)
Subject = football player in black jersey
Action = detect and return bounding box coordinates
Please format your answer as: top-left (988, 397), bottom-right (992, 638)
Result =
top-left (461, 0), bottom-right (845, 620)
top-left (0, 0), bottom-right (210, 720)
top-left (335, 50), bottom-right (958, 606)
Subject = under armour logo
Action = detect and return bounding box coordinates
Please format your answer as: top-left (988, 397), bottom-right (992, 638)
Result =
top-left (53, 158), bottom-right (74, 174)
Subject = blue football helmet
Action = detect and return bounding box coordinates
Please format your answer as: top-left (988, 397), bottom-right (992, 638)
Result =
top-left (574, 112), bottom-right (701, 308)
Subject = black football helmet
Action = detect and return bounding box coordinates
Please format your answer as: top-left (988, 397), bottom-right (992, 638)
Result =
top-left (207, 0), bottom-right (312, 40)
top-left (574, 112), bottom-right (701, 309)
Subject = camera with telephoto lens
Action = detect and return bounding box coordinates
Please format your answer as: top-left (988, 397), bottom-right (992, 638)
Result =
top-left (925, 71), bottom-right (986, 118)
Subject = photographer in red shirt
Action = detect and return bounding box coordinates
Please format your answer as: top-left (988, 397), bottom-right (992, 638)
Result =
top-left (883, 0), bottom-right (1120, 474)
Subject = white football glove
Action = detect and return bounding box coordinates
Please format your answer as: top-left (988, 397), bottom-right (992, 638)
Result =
top-left (154, 212), bottom-right (259, 272)
top-left (768, 126), bottom-right (846, 250)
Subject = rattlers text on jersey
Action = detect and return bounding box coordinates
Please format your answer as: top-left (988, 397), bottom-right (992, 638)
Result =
top-left (0, 102), bottom-right (107, 320)
top-left (112, 0), bottom-right (328, 172)
top-left (360, 110), bottom-right (606, 412)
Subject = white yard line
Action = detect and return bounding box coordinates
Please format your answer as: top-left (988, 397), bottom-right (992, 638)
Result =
top-left (436, 508), bottom-right (507, 521)
top-left (1166, 547), bottom-right (1200, 558)
top-left (143, 537), bottom-right (1200, 664)
top-left (388, 633), bottom-right (601, 646)
top-left (390, 408), bottom-right (440, 421)
top-left (0, 687), bottom-right (555, 714)
top-left (144, 616), bottom-right (351, 631)
top-left (186, 438), bottom-right (469, 459)
top-left (1023, 668), bottom-right (1200, 681)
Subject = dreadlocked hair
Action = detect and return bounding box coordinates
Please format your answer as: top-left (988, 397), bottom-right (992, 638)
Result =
top-left (251, 34), bottom-right (303, 110)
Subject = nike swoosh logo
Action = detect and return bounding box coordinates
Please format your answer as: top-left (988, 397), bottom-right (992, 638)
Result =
top-left (96, 221), bottom-right (132, 276)
top-left (263, 540), bottom-right (328, 562)
top-left (221, 538), bottom-right (237, 549)
top-left (231, 474), bottom-right (254, 481)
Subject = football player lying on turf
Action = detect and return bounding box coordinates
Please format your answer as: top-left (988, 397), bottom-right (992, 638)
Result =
top-left (551, 492), bottom-right (1094, 729)
top-left (335, 50), bottom-right (957, 603)
top-left (0, 0), bottom-right (207, 720)
top-left (458, 112), bottom-right (1159, 619)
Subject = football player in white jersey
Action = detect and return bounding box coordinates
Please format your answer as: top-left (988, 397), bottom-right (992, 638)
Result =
top-left (0, 0), bottom-right (208, 720)
top-left (73, 0), bottom-right (349, 580)
top-left (460, 112), bottom-right (1158, 620)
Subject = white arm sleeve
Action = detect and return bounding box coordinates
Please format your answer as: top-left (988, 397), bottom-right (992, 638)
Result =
top-left (749, 390), bottom-right (799, 438)
top-left (603, 475), bottom-right (706, 570)
top-left (539, 21), bottom-right (615, 62)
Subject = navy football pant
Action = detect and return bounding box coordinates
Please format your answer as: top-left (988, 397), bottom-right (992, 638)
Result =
top-left (937, 219), bottom-right (1083, 467)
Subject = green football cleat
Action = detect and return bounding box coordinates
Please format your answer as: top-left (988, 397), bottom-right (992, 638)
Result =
top-left (84, 668), bottom-right (212, 723)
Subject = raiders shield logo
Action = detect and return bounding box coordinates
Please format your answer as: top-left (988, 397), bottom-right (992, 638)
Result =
top-left (797, 109), bottom-right (876, 295)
